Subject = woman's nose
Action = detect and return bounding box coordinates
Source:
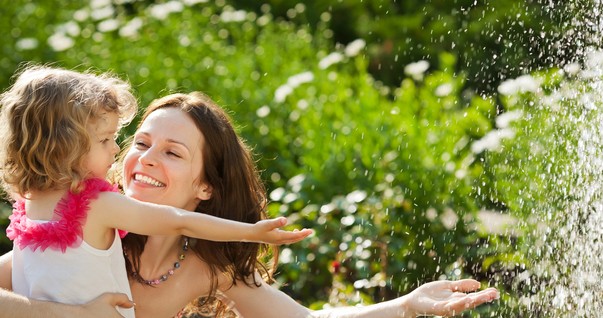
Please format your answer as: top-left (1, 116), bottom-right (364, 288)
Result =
top-left (138, 148), bottom-right (158, 166)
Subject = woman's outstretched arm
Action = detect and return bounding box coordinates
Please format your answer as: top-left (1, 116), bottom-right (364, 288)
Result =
top-left (312, 279), bottom-right (499, 317)
top-left (222, 274), bottom-right (499, 318)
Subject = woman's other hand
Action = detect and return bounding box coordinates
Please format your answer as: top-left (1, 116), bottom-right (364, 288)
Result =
top-left (80, 293), bottom-right (135, 318)
top-left (400, 279), bottom-right (499, 317)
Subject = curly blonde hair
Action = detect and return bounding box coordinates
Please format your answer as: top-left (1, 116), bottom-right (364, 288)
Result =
top-left (0, 65), bottom-right (137, 197)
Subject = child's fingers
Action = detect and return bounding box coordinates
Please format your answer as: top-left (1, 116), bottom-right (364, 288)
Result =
top-left (277, 228), bottom-right (313, 244)
top-left (265, 217), bottom-right (287, 229)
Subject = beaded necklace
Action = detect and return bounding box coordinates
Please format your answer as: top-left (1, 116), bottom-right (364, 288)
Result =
top-left (132, 237), bottom-right (189, 286)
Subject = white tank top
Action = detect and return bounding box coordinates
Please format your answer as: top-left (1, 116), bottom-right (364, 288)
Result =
top-left (12, 228), bottom-right (134, 318)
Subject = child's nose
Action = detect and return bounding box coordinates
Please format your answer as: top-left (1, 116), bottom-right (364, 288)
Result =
top-left (112, 140), bottom-right (120, 155)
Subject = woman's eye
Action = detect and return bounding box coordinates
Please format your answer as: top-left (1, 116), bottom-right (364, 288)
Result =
top-left (134, 141), bottom-right (149, 148)
top-left (167, 151), bottom-right (181, 158)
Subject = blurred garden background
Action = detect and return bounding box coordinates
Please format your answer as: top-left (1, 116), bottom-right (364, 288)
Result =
top-left (0, 0), bottom-right (600, 316)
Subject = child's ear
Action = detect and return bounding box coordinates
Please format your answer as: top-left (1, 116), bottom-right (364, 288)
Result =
top-left (196, 183), bottom-right (213, 201)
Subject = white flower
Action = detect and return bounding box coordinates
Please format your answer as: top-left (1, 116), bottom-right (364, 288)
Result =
top-left (47, 33), bottom-right (74, 51)
top-left (515, 75), bottom-right (540, 93)
top-left (269, 187), bottom-right (286, 201)
top-left (119, 18), bottom-right (143, 38)
top-left (274, 85), bottom-right (293, 103)
top-left (280, 248), bottom-right (293, 263)
top-left (98, 19), bottom-right (119, 32)
top-left (341, 215), bottom-right (355, 226)
top-left (288, 71), bottom-right (314, 86)
top-left (63, 21), bottom-right (81, 37)
top-left (221, 10), bottom-right (247, 22)
top-left (91, 0), bottom-right (111, 9)
top-left (287, 174), bottom-right (306, 188)
top-left (441, 208), bottom-right (458, 230)
top-left (435, 83), bottom-right (453, 97)
top-left (73, 9), bottom-right (89, 22)
top-left (425, 208), bottom-right (437, 221)
top-left (346, 190), bottom-right (367, 203)
top-left (404, 60), bottom-right (429, 81)
top-left (274, 72), bottom-right (314, 102)
top-left (320, 202), bottom-right (336, 214)
top-left (495, 110), bottom-right (523, 128)
top-left (498, 75), bottom-right (540, 95)
top-left (183, 0), bottom-right (208, 5)
top-left (150, 1), bottom-right (184, 20)
top-left (470, 128), bottom-right (516, 154)
top-left (497, 79), bottom-right (517, 95)
top-left (16, 38), bottom-right (38, 50)
top-left (318, 52), bottom-right (344, 69)
top-left (297, 99), bottom-right (309, 110)
top-left (256, 105), bottom-right (270, 118)
top-left (91, 5), bottom-right (114, 20)
top-left (344, 39), bottom-right (366, 57)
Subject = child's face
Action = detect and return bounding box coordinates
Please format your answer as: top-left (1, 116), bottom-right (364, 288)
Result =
top-left (84, 112), bottom-right (120, 179)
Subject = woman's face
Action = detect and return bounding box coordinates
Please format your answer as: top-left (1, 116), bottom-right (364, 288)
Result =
top-left (122, 107), bottom-right (211, 210)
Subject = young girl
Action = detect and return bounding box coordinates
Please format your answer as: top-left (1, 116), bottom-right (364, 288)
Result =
top-left (0, 65), bottom-right (312, 318)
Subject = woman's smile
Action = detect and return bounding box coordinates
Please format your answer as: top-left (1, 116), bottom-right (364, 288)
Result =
top-left (132, 173), bottom-right (165, 187)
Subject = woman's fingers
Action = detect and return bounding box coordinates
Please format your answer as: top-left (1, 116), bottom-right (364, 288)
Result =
top-left (106, 293), bottom-right (135, 309)
top-left (446, 287), bottom-right (499, 312)
top-left (447, 279), bottom-right (481, 293)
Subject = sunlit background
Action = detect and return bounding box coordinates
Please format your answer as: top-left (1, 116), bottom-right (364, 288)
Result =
top-left (1, 1), bottom-right (602, 316)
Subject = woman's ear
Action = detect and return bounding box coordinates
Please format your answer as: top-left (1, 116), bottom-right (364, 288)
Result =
top-left (196, 183), bottom-right (213, 201)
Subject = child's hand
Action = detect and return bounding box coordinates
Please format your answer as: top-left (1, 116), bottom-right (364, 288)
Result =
top-left (249, 217), bottom-right (313, 244)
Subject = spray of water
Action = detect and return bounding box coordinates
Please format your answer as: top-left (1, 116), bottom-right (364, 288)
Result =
top-left (518, 2), bottom-right (603, 316)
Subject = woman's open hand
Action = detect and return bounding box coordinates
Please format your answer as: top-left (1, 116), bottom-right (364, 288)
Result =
top-left (400, 279), bottom-right (499, 317)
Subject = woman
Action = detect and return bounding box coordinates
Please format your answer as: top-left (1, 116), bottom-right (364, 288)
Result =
top-left (0, 92), bottom-right (498, 317)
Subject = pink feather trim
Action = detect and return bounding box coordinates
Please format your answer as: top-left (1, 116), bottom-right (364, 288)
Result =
top-left (6, 178), bottom-right (128, 253)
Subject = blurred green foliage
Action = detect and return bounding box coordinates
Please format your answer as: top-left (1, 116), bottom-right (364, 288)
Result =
top-left (231, 0), bottom-right (583, 93)
top-left (0, 0), bottom-right (589, 316)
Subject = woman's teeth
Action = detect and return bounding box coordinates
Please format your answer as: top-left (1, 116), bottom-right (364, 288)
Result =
top-left (134, 174), bottom-right (165, 187)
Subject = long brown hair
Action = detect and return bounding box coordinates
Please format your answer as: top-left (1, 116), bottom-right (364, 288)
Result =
top-left (122, 92), bottom-right (276, 302)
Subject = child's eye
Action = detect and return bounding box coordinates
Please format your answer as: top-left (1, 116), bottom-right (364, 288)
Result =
top-left (101, 138), bottom-right (110, 143)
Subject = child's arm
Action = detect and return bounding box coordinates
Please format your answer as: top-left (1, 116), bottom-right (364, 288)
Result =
top-left (90, 192), bottom-right (312, 244)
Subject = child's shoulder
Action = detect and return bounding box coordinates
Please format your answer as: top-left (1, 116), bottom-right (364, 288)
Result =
top-left (67, 178), bottom-right (121, 213)
top-left (80, 178), bottom-right (120, 194)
